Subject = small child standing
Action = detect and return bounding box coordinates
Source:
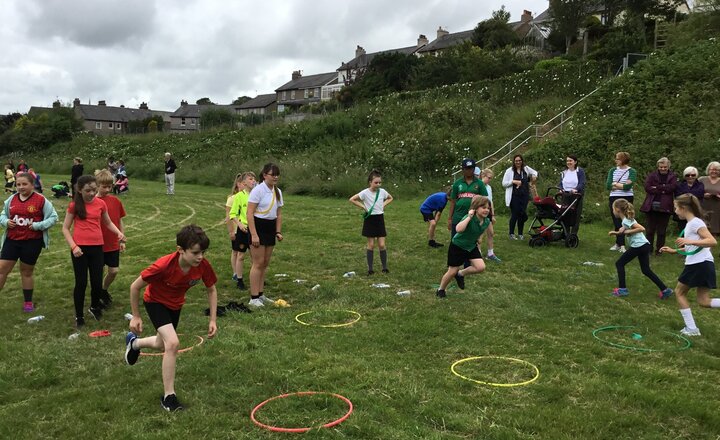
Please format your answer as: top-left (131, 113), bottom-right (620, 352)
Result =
top-left (608, 199), bottom-right (672, 298)
top-left (95, 170), bottom-right (126, 308)
top-left (420, 189), bottom-right (449, 248)
top-left (4, 164), bottom-right (15, 194)
top-left (229, 172), bottom-right (256, 290)
top-left (349, 170), bottom-right (393, 275)
top-left (660, 194), bottom-right (718, 336)
top-left (478, 168), bottom-right (501, 262)
top-left (225, 174), bottom-right (244, 283)
top-left (436, 196), bottom-right (491, 298)
top-left (124, 225), bottom-right (218, 412)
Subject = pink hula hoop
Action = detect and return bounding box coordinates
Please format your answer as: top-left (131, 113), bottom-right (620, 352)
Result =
top-left (250, 391), bottom-right (353, 433)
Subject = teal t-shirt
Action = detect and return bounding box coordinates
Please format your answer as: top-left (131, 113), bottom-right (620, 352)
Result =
top-left (623, 218), bottom-right (649, 248)
top-left (450, 177), bottom-right (488, 224)
top-left (451, 215), bottom-right (491, 251)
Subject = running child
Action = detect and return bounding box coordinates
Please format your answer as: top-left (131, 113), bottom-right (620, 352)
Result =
top-left (95, 170), bottom-right (127, 309)
top-left (0, 173), bottom-right (58, 312)
top-left (659, 194), bottom-right (718, 336)
top-left (608, 198), bottom-right (672, 298)
top-left (4, 164), bottom-right (15, 194)
top-left (436, 196), bottom-right (491, 298)
top-left (61, 175), bottom-right (125, 327)
top-left (479, 168), bottom-right (501, 262)
top-left (349, 170), bottom-right (394, 275)
top-left (124, 225), bottom-right (218, 412)
top-left (229, 172), bottom-right (256, 290)
top-left (420, 189), bottom-right (449, 248)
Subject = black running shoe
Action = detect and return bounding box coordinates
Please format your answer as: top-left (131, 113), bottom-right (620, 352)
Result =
top-left (125, 332), bottom-right (140, 366)
top-left (88, 307), bottom-right (102, 320)
top-left (75, 316), bottom-right (85, 328)
top-left (436, 289), bottom-right (447, 298)
top-left (236, 279), bottom-right (246, 290)
top-left (99, 290), bottom-right (113, 309)
top-left (161, 394), bottom-right (184, 412)
top-left (454, 274), bottom-right (465, 290)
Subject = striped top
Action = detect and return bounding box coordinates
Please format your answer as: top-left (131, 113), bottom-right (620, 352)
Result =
top-left (606, 167), bottom-right (636, 197)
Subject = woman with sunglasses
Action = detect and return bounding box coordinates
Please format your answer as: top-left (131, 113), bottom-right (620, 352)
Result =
top-left (674, 166), bottom-right (705, 233)
top-left (639, 157), bottom-right (677, 256)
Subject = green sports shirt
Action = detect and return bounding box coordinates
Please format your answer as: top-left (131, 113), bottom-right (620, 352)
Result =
top-left (451, 215), bottom-right (490, 251)
top-left (450, 177), bottom-right (488, 224)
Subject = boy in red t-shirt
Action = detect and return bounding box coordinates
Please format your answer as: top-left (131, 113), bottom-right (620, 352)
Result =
top-left (95, 170), bottom-right (126, 308)
top-left (124, 225), bottom-right (218, 412)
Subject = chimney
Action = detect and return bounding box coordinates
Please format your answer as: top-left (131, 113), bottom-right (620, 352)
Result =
top-left (437, 26), bottom-right (449, 39)
top-left (181, 100), bottom-right (188, 106)
top-left (139, 102), bottom-right (149, 110)
top-left (120, 105), bottom-right (125, 108)
top-left (417, 34), bottom-right (428, 48)
top-left (52, 100), bottom-right (61, 108)
top-left (521, 10), bottom-right (532, 23)
top-left (73, 98), bottom-right (80, 107)
top-left (98, 100), bottom-right (106, 106)
top-left (355, 45), bottom-right (366, 58)
top-left (292, 70), bottom-right (302, 80)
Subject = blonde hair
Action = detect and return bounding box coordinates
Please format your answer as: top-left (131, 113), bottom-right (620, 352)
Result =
top-left (231, 171), bottom-right (256, 195)
top-left (675, 193), bottom-right (704, 219)
top-left (94, 169), bottom-right (114, 186)
top-left (706, 161), bottom-right (720, 175)
top-left (481, 169), bottom-right (494, 178)
top-left (612, 198), bottom-right (635, 219)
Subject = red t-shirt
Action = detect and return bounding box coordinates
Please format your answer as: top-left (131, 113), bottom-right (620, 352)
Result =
top-left (7, 192), bottom-right (45, 241)
top-left (99, 195), bottom-right (126, 252)
top-left (141, 252), bottom-right (217, 310)
top-left (67, 197), bottom-right (107, 246)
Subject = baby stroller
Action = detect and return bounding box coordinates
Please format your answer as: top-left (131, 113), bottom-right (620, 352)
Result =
top-left (51, 181), bottom-right (70, 198)
top-left (528, 187), bottom-right (581, 248)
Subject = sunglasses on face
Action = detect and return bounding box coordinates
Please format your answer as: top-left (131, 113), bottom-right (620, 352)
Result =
top-left (685, 174), bottom-right (696, 177)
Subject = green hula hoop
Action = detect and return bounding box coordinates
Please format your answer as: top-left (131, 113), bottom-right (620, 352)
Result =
top-left (451, 356), bottom-right (540, 387)
top-left (676, 229), bottom-right (703, 256)
top-left (592, 325), bottom-right (692, 352)
top-left (295, 310), bottom-right (362, 328)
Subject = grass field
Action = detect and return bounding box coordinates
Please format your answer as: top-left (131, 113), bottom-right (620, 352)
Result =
top-left (1, 175), bottom-right (720, 439)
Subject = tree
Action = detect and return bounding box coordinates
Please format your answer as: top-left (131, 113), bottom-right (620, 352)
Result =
top-left (472, 6), bottom-right (521, 49)
top-left (550, 0), bottom-right (591, 54)
top-left (232, 96), bottom-right (252, 105)
top-left (196, 97), bottom-right (215, 105)
top-left (200, 108), bottom-right (234, 129)
top-left (0, 106), bottom-right (82, 154)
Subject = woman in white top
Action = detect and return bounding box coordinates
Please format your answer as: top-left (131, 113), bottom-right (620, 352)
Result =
top-left (660, 194), bottom-right (718, 336)
top-left (559, 155), bottom-right (586, 234)
top-left (501, 155), bottom-right (538, 240)
top-left (246, 163), bottom-right (284, 307)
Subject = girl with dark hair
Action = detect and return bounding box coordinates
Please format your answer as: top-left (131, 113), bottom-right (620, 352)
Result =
top-left (350, 170), bottom-right (394, 275)
top-left (660, 194), bottom-right (718, 336)
top-left (70, 157), bottom-right (83, 197)
top-left (61, 175), bottom-right (125, 328)
top-left (501, 154), bottom-right (538, 240)
top-left (246, 164), bottom-right (283, 307)
top-left (0, 173), bottom-right (58, 312)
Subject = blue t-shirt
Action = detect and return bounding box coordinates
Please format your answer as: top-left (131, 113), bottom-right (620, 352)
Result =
top-left (623, 218), bottom-right (650, 248)
top-left (420, 192), bottom-right (448, 214)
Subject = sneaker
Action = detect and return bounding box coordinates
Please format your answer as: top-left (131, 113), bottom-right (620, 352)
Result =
top-left (382, 268), bottom-right (390, 274)
top-left (509, 234), bottom-right (517, 240)
top-left (367, 270), bottom-right (375, 276)
top-left (99, 290), bottom-right (113, 309)
top-left (680, 326), bottom-right (701, 337)
top-left (619, 246), bottom-right (626, 253)
top-left (259, 295), bottom-right (275, 305)
top-left (88, 307), bottom-right (103, 320)
top-left (454, 273), bottom-right (465, 290)
top-left (232, 273), bottom-right (239, 282)
top-left (160, 394), bottom-right (184, 412)
top-left (75, 316), bottom-right (85, 328)
top-left (659, 288), bottom-right (673, 300)
top-left (125, 332), bottom-right (140, 366)
top-left (248, 298), bottom-right (264, 307)
top-left (236, 279), bottom-right (246, 290)
top-left (609, 244), bottom-right (620, 251)
top-left (23, 301), bottom-right (35, 313)
top-left (611, 288), bottom-right (629, 297)
top-left (429, 240), bottom-right (444, 248)
top-left (518, 235), bottom-right (525, 240)
top-left (487, 254), bottom-right (502, 263)
top-left (436, 289), bottom-right (447, 298)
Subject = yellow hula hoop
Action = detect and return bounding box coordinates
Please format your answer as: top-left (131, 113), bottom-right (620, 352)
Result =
top-left (140, 334), bottom-right (205, 356)
top-left (450, 356), bottom-right (540, 387)
top-left (294, 310), bottom-right (362, 328)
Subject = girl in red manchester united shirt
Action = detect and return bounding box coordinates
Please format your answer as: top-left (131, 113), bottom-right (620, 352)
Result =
top-left (0, 173), bottom-right (58, 312)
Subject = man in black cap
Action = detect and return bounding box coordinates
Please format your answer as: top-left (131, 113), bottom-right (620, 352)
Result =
top-left (446, 158), bottom-right (488, 289)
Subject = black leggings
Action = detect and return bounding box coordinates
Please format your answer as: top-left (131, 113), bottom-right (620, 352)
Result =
top-left (509, 196), bottom-right (529, 235)
top-left (615, 243), bottom-right (667, 290)
top-left (609, 196), bottom-right (633, 246)
top-left (71, 245), bottom-right (104, 318)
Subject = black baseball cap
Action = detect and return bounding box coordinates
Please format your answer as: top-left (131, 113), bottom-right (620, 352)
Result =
top-left (461, 158), bottom-right (476, 168)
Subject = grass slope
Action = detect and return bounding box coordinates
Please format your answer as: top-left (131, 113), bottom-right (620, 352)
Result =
top-left (1, 177), bottom-right (719, 439)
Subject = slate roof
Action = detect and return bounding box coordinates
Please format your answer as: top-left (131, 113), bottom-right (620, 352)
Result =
top-left (28, 106), bottom-right (53, 117)
top-left (416, 30), bottom-right (475, 54)
top-left (275, 72), bottom-right (338, 92)
top-left (338, 45), bottom-right (419, 71)
top-left (75, 104), bottom-right (156, 122)
top-left (237, 94), bottom-right (277, 109)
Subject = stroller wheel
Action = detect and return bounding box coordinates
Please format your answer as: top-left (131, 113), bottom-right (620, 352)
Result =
top-left (565, 234), bottom-right (579, 248)
top-left (529, 237), bottom-right (545, 248)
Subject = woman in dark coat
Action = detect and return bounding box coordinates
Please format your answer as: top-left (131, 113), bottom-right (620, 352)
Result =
top-left (639, 157), bottom-right (677, 255)
top-left (674, 166), bottom-right (705, 232)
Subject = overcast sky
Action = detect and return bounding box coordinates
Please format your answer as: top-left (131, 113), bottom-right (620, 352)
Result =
top-left (1, 0), bottom-right (549, 114)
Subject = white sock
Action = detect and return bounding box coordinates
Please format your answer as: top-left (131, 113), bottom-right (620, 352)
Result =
top-left (711, 299), bottom-right (720, 308)
top-left (488, 248), bottom-right (494, 256)
top-left (131, 339), bottom-right (139, 350)
top-left (680, 308), bottom-right (698, 329)
top-left (457, 268), bottom-right (465, 277)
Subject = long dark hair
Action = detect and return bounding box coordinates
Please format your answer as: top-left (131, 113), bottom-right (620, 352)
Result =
top-left (260, 163), bottom-right (281, 202)
top-left (73, 175), bottom-right (96, 220)
top-left (512, 154), bottom-right (525, 173)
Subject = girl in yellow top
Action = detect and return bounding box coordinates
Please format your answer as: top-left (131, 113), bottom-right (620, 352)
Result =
top-left (4, 164), bottom-right (15, 194)
top-left (229, 172), bottom-right (256, 290)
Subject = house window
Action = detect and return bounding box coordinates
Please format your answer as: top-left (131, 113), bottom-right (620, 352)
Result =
top-left (181, 118), bottom-right (186, 126)
top-left (95, 122), bottom-right (102, 129)
top-left (290, 90), bottom-right (295, 99)
top-left (304, 89), bottom-right (309, 99)
top-left (315, 88), bottom-right (320, 98)
top-left (191, 119), bottom-right (195, 125)
top-left (282, 91), bottom-right (287, 100)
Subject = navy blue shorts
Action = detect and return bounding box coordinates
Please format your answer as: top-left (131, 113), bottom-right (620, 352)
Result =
top-left (678, 261), bottom-right (716, 289)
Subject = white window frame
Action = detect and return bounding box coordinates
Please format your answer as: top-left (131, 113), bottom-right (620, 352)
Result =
top-left (304, 89), bottom-right (309, 98)
top-left (191, 118), bottom-right (195, 125)
top-left (95, 122), bottom-right (102, 129)
top-left (282, 91), bottom-right (287, 100)
top-left (290, 90), bottom-right (295, 99)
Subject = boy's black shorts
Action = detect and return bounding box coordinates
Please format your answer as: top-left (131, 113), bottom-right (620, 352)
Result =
top-left (144, 301), bottom-right (182, 330)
